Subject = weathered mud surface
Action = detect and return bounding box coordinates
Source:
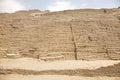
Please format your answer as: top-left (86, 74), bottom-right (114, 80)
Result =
top-left (0, 9), bottom-right (120, 60)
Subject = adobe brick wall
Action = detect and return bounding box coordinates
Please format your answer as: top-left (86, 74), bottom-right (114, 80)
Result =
top-left (0, 9), bottom-right (120, 60)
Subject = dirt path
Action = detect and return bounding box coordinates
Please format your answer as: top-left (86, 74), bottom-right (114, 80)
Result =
top-left (0, 74), bottom-right (119, 80)
top-left (0, 58), bottom-right (120, 71)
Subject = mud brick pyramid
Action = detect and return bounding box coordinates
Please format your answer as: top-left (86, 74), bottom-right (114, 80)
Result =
top-left (0, 9), bottom-right (120, 60)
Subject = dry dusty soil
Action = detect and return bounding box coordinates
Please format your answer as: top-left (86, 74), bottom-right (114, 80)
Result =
top-left (0, 58), bottom-right (120, 80)
top-left (0, 75), bottom-right (120, 80)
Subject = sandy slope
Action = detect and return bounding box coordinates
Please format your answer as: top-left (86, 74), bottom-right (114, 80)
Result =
top-left (0, 74), bottom-right (120, 80)
top-left (0, 58), bottom-right (120, 71)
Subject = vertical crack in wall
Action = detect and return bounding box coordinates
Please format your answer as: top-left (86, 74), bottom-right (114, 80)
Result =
top-left (104, 41), bottom-right (113, 60)
top-left (70, 24), bottom-right (78, 60)
top-left (106, 49), bottom-right (114, 60)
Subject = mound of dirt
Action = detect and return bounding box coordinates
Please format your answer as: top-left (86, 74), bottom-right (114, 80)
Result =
top-left (0, 9), bottom-right (120, 60)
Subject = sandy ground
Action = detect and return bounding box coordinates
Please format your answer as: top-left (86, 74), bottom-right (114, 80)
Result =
top-left (0, 58), bottom-right (120, 71)
top-left (0, 74), bottom-right (120, 80)
top-left (0, 58), bottom-right (120, 80)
